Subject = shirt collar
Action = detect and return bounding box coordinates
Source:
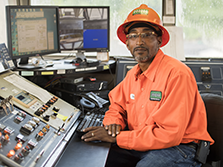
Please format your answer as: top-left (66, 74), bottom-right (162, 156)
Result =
top-left (134, 49), bottom-right (164, 82)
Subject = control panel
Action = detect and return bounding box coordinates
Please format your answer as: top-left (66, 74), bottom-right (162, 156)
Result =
top-left (184, 61), bottom-right (223, 96)
top-left (0, 70), bottom-right (81, 167)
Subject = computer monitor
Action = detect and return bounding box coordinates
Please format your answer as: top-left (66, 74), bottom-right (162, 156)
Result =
top-left (115, 58), bottom-right (137, 85)
top-left (58, 6), bottom-right (110, 62)
top-left (6, 6), bottom-right (60, 68)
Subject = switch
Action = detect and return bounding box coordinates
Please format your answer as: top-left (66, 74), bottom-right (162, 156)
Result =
top-left (2, 134), bottom-right (10, 143)
top-left (45, 124), bottom-right (50, 131)
top-left (36, 131), bottom-right (44, 141)
top-left (20, 124), bottom-right (34, 135)
top-left (14, 153), bottom-right (24, 162)
top-left (22, 145), bottom-right (31, 155)
top-left (17, 110), bottom-right (26, 118)
top-left (32, 117), bottom-right (40, 124)
top-left (53, 106), bottom-right (60, 112)
top-left (201, 67), bottom-right (212, 81)
top-left (43, 115), bottom-right (50, 122)
top-left (4, 126), bottom-right (14, 135)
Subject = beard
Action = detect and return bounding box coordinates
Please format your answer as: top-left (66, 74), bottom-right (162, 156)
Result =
top-left (134, 54), bottom-right (150, 62)
top-left (133, 46), bottom-right (151, 62)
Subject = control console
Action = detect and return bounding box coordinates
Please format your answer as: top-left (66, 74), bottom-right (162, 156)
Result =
top-left (0, 70), bottom-right (81, 167)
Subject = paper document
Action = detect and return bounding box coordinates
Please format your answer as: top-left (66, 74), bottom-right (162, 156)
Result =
top-left (4, 74), bottom-right (52, 103)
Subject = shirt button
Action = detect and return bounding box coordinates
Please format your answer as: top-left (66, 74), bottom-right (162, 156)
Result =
top-left (141, 88), bottom-right (144, 91)
top-left (141, 105), bottom-right (144, 108)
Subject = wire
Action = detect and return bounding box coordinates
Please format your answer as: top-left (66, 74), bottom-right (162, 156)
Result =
top-left (61, 52), bottom-right (76, 60)
top-left (107, 65), bottom-right (116, 87)
top-left (44, 76), bottom-right (65, 88)
top-left (44, 80), bottom-right (60, 88)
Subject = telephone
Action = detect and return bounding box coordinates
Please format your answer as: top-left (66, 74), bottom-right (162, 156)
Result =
top-left (74, 92), bottom-right (109, 109)
top-left (0, 43), bottom-right (15, 72)
top-left (80, 97), bottom-right (96, 108)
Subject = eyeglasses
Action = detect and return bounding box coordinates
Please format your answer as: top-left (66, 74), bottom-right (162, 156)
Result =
top-left (126, 32), bottom-right (157, 41)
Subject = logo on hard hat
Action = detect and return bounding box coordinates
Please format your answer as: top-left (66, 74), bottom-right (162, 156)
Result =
top-left (132, 9), bottom-right (148, 16)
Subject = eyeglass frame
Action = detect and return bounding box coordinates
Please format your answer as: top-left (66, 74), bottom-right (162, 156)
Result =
top-left (126, 31), bottom-right (157, 41)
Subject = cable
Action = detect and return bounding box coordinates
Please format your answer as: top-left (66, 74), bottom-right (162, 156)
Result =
top-left (44, 76), bottom-right (64, 88)
top-left (61, 52), bottom-right (76, 60)
top-left (107, 66), bottom-right (115, 87)
top-left (44, 80), bottom-right (60, 89)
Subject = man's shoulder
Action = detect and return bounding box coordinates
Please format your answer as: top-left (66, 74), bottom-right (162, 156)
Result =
top-left (161, 54), bottom-right (193, 76)
top-left (163, 54), bottom-right (189, 69)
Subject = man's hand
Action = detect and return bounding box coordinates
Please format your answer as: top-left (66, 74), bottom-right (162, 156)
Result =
top-left (81, 126), bottom-right (116, 143)
top-left (105, 124), bottom-right (121, 137)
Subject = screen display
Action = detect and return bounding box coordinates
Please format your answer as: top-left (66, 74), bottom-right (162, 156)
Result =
top-left (115, 59), bottom-right (137, 85)
top-left (58, 6), bottom-right (110, 52)
top-left (6, 6), bottom-right (60, 60)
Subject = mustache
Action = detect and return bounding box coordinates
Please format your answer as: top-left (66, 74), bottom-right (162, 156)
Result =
top-left (133, 46), bottom-right (148, 52)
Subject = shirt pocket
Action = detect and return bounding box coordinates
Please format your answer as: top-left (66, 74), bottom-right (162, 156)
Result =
top-left (125, 99), bottom-right (159, 129)
top-left (143, 100), bottom-right (161, 127)
top-left (125, 100), bottom-right (137, 129)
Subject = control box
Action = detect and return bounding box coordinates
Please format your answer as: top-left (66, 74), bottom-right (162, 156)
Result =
top-left (184, 61), bottom-right (223, 95)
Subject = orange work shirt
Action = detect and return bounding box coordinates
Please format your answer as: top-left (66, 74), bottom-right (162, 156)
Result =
top-left (103, 49), bottom-right (214, 151)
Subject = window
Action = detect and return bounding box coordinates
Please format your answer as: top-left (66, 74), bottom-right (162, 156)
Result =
top-left (176, 0), bottom-right (223, 59)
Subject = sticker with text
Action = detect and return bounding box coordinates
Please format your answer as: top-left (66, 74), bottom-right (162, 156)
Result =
top-left (150, 91), bottom-right (162, 101)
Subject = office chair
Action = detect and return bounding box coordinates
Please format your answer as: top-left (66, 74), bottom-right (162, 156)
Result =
top-left (200, 93), bottom-right (223, 167)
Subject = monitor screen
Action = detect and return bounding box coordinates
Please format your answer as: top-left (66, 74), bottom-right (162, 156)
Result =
top-left (6, 6), bottom-right (60, 63)
top-left (115, 59), bottom-right (137, 85)
top-left (58, 6), bottom-right (110, 53)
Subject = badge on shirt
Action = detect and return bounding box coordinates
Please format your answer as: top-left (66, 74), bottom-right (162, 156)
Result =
top-left (150, 91), bottom-right (162, 101)
top-left (130, 93), bottom-right (135, 100)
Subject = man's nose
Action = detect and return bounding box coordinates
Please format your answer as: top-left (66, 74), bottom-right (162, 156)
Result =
top-left (136, 35), bottom-right (144, 45)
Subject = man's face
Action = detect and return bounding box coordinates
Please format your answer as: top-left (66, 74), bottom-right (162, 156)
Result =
top-left (126, 27), bottom-right (162, 63)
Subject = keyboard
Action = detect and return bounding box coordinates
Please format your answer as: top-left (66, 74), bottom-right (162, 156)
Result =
top-left (76, 108), bottom-right (106, 134)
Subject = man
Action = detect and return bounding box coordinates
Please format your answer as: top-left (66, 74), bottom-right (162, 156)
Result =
top-left (81, 4), bottom-right (214, 167)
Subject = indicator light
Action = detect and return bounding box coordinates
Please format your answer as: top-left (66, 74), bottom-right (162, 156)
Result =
top-left (15, 142), bottom-right (22, 150)
top-left (7, 150), bottom-right (15, 158)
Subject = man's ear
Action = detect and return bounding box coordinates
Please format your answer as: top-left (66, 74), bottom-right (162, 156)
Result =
top-left (126, 40), bottom-right (130, 50)
top-left (157, 36), bottom-right (162, 47)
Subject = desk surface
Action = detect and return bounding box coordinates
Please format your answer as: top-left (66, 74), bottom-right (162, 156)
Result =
top-left (55, 132), bottom-right (110, 167)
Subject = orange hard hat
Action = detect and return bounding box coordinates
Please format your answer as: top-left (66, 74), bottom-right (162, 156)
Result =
top-left (117, 4), bottom-right (170, 47)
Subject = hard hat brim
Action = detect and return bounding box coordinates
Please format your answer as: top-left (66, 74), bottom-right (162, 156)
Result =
top-left (117, 21), bottom-right (170, 47)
